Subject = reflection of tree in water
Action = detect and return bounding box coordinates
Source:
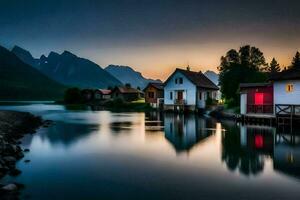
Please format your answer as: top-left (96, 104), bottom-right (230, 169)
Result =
top-left (109, 121), bottom-right (133, 134)
top-left (39, 122), bottom-right (100, 147)
top-left (221, 124), bottom-right (264, 176)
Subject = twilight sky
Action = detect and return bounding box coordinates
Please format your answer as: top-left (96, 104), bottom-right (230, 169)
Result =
top-left (1, 0), bottom-right (300, 80)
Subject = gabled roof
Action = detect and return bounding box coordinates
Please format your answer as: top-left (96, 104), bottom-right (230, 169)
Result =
top-left (95, 89), bottom-right (111, 95)
top-left (114, 86), bottom-right (144, 94)
top-left (269, 68), bottom-right (300, 81)
top-left (164, 68), bottom-right (219, 90)
top-left (143, 82), bottom-right (164, 91)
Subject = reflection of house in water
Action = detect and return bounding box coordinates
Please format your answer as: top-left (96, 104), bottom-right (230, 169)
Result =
top-left (274, 133), bottom-right (300, 179)
top-left (164, 114), bottom-right (213, 153)
top-left (240, 125), bottom-right (274, 155)
top-left (222, 124), bottom-right (275, 176)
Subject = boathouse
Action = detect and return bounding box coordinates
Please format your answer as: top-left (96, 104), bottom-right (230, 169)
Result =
top-left (163, 68), bottom-right (219, 111)
top-left (144, 82), bottom-right (164, 108)
top-left (240, 83), bottom-right (274, 115)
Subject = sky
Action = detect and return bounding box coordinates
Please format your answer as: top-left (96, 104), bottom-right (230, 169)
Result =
top-left (1, 0), bottom-right (300, 80)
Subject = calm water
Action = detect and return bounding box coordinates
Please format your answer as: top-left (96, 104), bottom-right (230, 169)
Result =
top-left (1, 103), bottom-right (300, 200)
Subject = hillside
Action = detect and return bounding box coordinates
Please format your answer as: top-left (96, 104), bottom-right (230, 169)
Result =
top-left (0, 45), bottom-right (66, 100)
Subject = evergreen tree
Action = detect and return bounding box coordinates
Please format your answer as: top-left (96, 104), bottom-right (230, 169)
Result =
top-left (291, 51), bottom-right (300, 69)
top-left (268, 58), bottom-right (281, 73)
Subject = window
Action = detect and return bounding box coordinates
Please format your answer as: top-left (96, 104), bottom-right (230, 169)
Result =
top-left (255, 93), bottom-right (264, 105)
top-left (148, 92), bottom-right (154, 98)
top-left (286, 84), bottom-right (294, 93)
top-left (199, 92), bottom-right (202, 100)
top-left (179, 78), bottom-right (183, 84)
top-left (175, 78), bottom-right (178, 84)
top-left (170, 92), bottom-right (173, 100)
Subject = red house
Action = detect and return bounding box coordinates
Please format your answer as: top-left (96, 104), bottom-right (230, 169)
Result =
top-left (240, 83), bottom-right (274, 115)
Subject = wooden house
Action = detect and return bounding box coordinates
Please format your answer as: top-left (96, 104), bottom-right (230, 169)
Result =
top-left (163, 68), bottom-right (219, 111)
top-left (111, 86), bottom-right (144, 102)
top-left (144, 82), bottom-right (164, 108)
top-left (239, 69), bottom-right (300, 125)
top-left (94, 89), bottom-right (112, 101)
top-left (240, 83), bottom-right (274, 115)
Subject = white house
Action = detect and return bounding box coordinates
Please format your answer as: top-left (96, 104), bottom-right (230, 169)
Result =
top-left (164, 68), bottom-right (219, 111)
top-left (270, 69), bottom-right (300, 115)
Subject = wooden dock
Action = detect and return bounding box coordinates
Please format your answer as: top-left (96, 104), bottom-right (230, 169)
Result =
top-left (238, 104), bottom-right (300, 127)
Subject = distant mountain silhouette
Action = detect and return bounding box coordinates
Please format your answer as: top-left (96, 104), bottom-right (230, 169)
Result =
top-left (105, 65), bottom-right (161, 89)
top-left (0, 45), bottom-right (66, 100)
top-left (12, 46), bottom-right (122, 89)
top-left (204, 70), bottom-right (219, 86)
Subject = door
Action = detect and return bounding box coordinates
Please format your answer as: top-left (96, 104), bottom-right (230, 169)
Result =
top-left (177, 91), bottom-right (183, 100)
top-left (240, 93), bottom-right (247, 114)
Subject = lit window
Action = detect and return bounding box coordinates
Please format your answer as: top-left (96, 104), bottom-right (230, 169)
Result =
top-left (286, 84), bottom-right (294, 93)
top-left (255, 93), bottom-right (264, 105)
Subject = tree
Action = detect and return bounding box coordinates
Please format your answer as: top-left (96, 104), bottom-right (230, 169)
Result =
top-left (64, 88), bottom-right (82, 104)
top-left (291, 51), bottom-right (300, 69)
top-left (267, 58), bottom-right (281, 73)
top-left (218, 45), bottom-right (268, 106)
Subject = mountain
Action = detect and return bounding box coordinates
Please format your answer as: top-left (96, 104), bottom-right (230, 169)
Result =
top-left (105, 65), bottom-right (161, 89)
top-left (204, 70), bottom-right (219, 86)
top-left (12, 46), bottom-right (122, 89)
top-left (0, 45), bottom-right (66, 100)
top-left (11, 45), bottom-right (40, 69)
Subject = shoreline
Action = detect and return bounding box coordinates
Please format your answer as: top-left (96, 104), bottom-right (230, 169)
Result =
top-left (0, 110), bottom-right (45, 198)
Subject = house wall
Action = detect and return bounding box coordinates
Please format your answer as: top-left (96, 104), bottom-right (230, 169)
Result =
top-left (164, 71), bottom-right (197, 106)
top-left (240, 93), bottom-right (247, 114)
top-left (145, 86), bottom-right (163, 104)
top-left (196, 90), bottom-right (207, 109)
top-left (274, 80), bottom-right (300, 105)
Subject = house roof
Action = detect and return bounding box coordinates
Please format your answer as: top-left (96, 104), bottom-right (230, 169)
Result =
top-left (143, 82), bottom-right (164, 91)
top-left (269, 68), bottom-right (300, 81)
top-left (95, 89), bottom-right (111, 95)
top-left (164, 68), bottom-right (219, 90)
top-left (240, 82), bottom-right (272, 89)
top-left (114, 86), bottom-right (144, 94)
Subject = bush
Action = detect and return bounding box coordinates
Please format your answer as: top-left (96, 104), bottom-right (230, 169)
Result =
top-left (64, 88), bottom-right (82, 104)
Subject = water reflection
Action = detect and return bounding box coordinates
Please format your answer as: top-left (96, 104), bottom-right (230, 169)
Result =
top-left (222, 124), bottom-right (275, 176)
top-left (274, 132), bottom-right (300, 180)
top-left (163, 113), bottom-right (215, 153)
top-left (38, 122), bottom-right (100, 147)
top-left (1, 103), bottom-right (300, 199)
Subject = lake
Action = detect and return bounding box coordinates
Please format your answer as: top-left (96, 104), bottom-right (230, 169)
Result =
top-left (1, 103), bottom-right (300, 200)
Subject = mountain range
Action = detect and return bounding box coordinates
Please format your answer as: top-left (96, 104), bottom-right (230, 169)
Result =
top-left (12, 46), bottom-right (122, 89)
top-left (105, 65), bottom-right (162, 89)
top-left (0, 45), bottom-right (66, 100)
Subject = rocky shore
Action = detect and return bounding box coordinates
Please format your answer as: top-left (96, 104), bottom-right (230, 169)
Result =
top-left (0, 110), bottom-right (45, 198)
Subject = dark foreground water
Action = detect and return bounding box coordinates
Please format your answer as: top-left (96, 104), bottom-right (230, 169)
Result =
top-left (0, 103), bottom-right (300, 200)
